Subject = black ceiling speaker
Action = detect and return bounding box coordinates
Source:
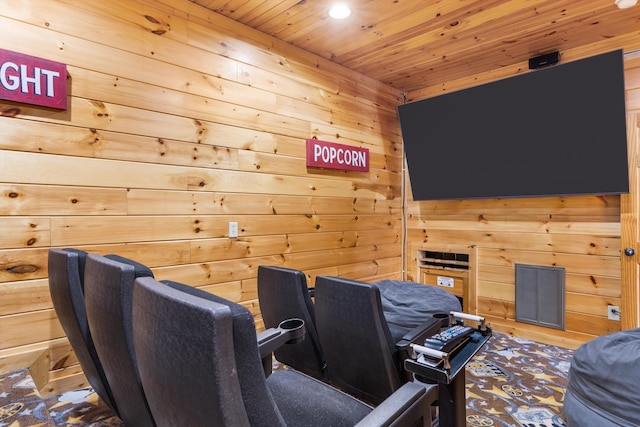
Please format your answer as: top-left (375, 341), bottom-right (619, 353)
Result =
top-left (529, 51), bottom-right (560, 69)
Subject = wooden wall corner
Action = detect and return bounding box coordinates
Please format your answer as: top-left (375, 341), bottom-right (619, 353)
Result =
top-left (28, 349), bottom-right (51, 390)
top-left (0, 347), bottom-right (50, 387)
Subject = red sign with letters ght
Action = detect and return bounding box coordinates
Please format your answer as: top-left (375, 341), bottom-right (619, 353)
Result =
top-left (306, 139), bottom-right (369, 172)
top-left (0, 49), bottom-right (67, 109)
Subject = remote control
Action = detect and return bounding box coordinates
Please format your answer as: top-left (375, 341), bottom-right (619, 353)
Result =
top-left (423, 324), bottom-right (474, 353)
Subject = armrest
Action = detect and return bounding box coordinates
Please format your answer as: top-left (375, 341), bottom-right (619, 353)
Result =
top-left (395, 317), bottom-right (441, 350)
top-left (354, 381), bottom-right (438, 427)
top-left (257, 318), bottom-right (306, 359)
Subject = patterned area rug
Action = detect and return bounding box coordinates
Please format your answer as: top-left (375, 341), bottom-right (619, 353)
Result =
top-left (464, 333), bottom-right (572, 427)
top-left (0, 332), bottom-right (573, 426)
top-left (41, 390), bottom-right (122, 426)
top-left (0, 369), bottom-right (121, 427)
top-left (0, 369), bottom-right (54, 427)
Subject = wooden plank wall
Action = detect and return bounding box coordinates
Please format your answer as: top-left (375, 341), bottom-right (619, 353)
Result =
top-left (405, 49), bottom-right (640, 350)
top-left (0, 0), bottom-right (404, 395)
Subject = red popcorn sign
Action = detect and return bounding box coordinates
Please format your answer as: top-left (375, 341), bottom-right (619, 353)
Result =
top-left (0, 49), bottom-right (67, 109)
top-left (306, 139), bottom-right (369, 172)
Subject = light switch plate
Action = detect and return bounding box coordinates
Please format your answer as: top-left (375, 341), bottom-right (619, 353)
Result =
top-left (229, 222), bottom-right (238, 238)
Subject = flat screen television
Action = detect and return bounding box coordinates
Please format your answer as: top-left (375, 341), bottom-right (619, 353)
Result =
top-left (398, 49), bottom-right (629, 201)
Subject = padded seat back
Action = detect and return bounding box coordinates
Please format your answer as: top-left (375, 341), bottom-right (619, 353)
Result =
top-left (315, 275), bottom-right (402, 405)
top-left (84, 254), bottom-right (155, 427)
top-left (47, 248), bottom-right (118, 415)
top-left (133, 277), bottom-right (251, 426)
top-left (144, 279), bottom-right (287, 426)
top-left (257, 265), bottom-right (326, 379)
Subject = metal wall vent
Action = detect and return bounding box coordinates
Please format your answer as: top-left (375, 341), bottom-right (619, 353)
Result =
top-left (515, 264), bottom-right (565, 330)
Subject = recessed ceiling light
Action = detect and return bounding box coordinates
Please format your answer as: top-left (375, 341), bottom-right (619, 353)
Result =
top-left (329, 3), bottom-right (351, 19)
top-left (615, 0), bottom-right (638, 8)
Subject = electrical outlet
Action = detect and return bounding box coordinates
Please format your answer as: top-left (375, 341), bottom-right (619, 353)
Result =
top-left (608, 305), bottom-right (621, 321)
top-left (228, 222), bottom-right (238, 238)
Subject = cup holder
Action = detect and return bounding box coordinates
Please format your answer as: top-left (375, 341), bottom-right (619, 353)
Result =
top-left (432, 312), bottom-right (450, 328)
top-left (279, 318), bottom-right (305, 344)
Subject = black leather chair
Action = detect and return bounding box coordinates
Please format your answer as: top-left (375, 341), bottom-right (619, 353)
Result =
top-left (257, 265), bottom-right (326, 379)
top-left (133, 275), bottom-right (437, 427)
top-left (47, 248), bottom-right (118, 416)
top-left (314, 275), bottom-right (441, 406)
top-left (84, 253), bottom-right (156, 427)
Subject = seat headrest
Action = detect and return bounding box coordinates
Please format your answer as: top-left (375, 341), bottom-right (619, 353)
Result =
top-left (104, 254), bottom-right (154, 278)
top-left (62, 248), bottom-right (89, 283)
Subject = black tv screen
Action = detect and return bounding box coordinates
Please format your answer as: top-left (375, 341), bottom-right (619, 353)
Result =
top-left (398, 49), bottom-right (629, 201)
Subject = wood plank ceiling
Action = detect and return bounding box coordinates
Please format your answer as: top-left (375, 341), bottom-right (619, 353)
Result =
top-left (192, 0), bottom-right (640, 93)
